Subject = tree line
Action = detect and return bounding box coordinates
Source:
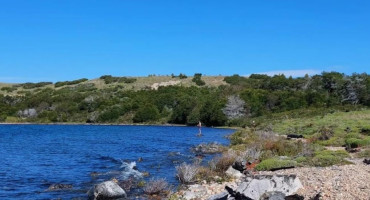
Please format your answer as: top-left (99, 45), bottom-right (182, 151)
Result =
top-left (0, 72), bottom-right (368, 126)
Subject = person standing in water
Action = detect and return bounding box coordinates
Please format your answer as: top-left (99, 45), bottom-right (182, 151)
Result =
top-left (196, 121), bottom-right (202, 136)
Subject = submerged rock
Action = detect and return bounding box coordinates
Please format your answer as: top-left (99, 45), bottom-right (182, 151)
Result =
top-left (191, 142), bottom-right (225, 154)
top-left (363, 159), bottom-right (370, 165)
top-left (47, 183), bottom-right (73, 191)
top-left (87, 181), bottom-right (127, 200)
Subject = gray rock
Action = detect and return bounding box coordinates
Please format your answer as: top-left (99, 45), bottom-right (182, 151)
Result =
top-left (87, 181), bottom-right (127, 200)
top-left (226, 166), bottom-right (246, 179)
top-left (230, 175), bottom-right (302, 200)
top-left (207, 192), bottom-right (229, 200)
top-left (260, 192), bottom-right (286, 200)
top-left (183, 184), bottom-right (207, 200)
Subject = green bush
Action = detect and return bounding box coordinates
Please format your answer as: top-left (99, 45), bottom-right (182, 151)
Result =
top-left (0, 115), bottom-right (6, 122)
top-left (311, 150), bottom-right (349, 167)
top-left (179, 73), bottom-right (187, 79)
top-left (255, 158), bottom-right (297, 171)
top-left (55, 78), bottom-right (88, 87)
top-left (345, 137), bottom-right (370, 148)
top-left (360, 126), bottom-right (370, 135)
top-left (98, 108), bottom-right (122, 122)
top-left (223, 74), bottom-right (248, 85)
top-left (1, 87), bottom-right (17, 92)
top-left (133, 104), bottom-right (160, 123)
top-left (99, 75), bottom-right (136, 84)
top-left (192, 73), bottom-right (205, 86)
top-left (18, 82), bottom-right (52, 89)
top-left (295, 156), bottom-right (308, 164)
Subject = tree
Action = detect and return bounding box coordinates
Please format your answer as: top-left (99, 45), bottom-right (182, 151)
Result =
top-left (192, 73), bottom-right (205, 86)
top-left (133, 104), bottom-right (160, 123)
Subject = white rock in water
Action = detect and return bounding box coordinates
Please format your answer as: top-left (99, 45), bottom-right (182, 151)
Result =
top-left (235, 175), bottom-right (302, 199)
top-left (87, 181), bottom-right (127, 200)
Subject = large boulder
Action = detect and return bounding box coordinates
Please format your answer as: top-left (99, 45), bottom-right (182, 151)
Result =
top-left (87, 181), bottom-right (127, 200)
top-left (226, 166), bottom-right (246, 179)
top-left (228, 175), bottom-right (302, 200)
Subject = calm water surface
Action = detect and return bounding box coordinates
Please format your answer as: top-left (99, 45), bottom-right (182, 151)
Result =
top-left (0, 125), bottom-right (233, 199)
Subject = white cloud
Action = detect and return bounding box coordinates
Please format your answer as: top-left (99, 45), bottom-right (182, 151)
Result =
top-left (249, 69), bottom-right (321, 77)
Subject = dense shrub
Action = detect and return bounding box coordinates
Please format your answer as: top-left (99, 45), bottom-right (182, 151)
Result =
top-left (55, 78), bottom-right (88, 87)
top-left (255, 158), bottom-right (297, 171)
top-left (192, 73), bottom-right (205, 86)
top-left (179, 73), bottom-right (187, 79)
top-left (345, 137), bottom-right (370, 148)
top-left (199, 99), bottom-right (227, 126)
top-left (171, 73), bottom-right (187, 79)
top-left (311, 150), bottom-right (349, 167)
top-left (223, 74), bottom-right (248, 85)
top-left (0, 71), bottom-right (369, 127)
top-left (18, 82), bottom-right (52, 89)
top-left (97, 107), bottom-right (122, 122)
top-left (1, 87), bottom-right (17, 92)
top-left (99, 75), bottom-right (136, 84)
top-left (133, 104), bottom-right (160, 123)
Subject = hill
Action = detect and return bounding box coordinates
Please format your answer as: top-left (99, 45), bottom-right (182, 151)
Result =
top-left (0, 72), bottom-right (369, 126)
top-left (0, 75), bottom-right (227, 96)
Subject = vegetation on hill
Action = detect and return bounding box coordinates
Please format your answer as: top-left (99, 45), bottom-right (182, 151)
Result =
top-left (0, 71), bottom-right (369, 190)
top-left (55, 78), bottom-right (89, 87)
top-left (0, 72), bottom-right (368, 127)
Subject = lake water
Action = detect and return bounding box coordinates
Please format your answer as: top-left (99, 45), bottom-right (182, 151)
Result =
top-left (0, 125), bottom-right (234, 199)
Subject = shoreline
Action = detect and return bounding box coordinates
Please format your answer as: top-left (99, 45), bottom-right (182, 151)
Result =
top-left (0, 122), bottom-right (239, 130)
top-left (0, 122), bottom-right (187, 126)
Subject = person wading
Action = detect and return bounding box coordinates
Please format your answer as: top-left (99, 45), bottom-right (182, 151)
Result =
top-left (196, 121), bottom-right (202, 137)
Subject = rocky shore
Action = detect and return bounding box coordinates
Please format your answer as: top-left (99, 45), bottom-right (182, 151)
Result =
top-left (175, 158), bottom-right (370, 200)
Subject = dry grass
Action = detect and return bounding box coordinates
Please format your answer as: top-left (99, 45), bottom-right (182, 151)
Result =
top-left (143, 178), bottom-right (169, 195)
top-left (176, 163), bottom-right (200, 184)
top-left (209, 151), bottom-right (237, 173)
top-left (0, 76), bottom-right (228, 95)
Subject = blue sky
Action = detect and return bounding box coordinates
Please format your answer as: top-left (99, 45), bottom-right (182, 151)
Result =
top-left (0, 0), bottom-right (369, 82)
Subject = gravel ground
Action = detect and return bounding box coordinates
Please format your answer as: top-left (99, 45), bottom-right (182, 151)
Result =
top-left (176, 158), bottom-right (370, 200)
top-left (259, 158), bottom-right (370, 200)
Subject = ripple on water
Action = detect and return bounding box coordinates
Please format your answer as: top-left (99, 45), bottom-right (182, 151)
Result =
top-left (0, 125), bottom-right (233, 199)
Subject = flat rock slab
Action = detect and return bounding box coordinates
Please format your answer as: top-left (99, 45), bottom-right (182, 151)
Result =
top-left (233, 175), bottom-right (302, 200)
